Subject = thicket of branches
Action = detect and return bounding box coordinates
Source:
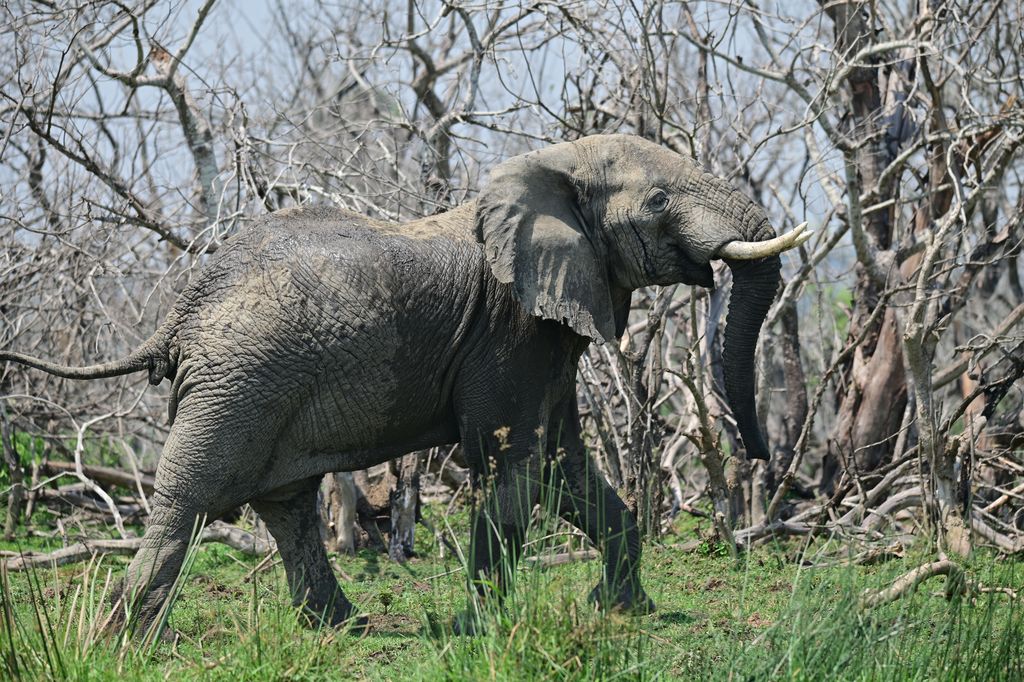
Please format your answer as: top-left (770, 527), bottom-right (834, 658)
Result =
top-left (2, 0), bottom-right (1023, 576)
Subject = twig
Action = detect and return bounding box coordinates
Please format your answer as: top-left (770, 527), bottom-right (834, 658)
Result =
top-left (243, 552), bottom-right (281, 583)
top-left (68, 413), bottom-right (128, 538)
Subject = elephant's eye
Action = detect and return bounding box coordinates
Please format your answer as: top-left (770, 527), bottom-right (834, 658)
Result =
top-left (646, 190), bottom-right (669, 213)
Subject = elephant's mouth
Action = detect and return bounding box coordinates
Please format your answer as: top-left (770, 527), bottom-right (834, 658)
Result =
top-left (674, 246), bottom-right (715, 289)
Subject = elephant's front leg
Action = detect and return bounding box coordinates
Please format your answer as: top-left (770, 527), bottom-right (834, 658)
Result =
top-left (455, 454), bottom-right (541, 633)
top-left (548, 407), bottom-right (655, 615)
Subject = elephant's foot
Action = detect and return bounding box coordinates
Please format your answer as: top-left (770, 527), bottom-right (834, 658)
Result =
top-left (450, 608), bottom-right (485, 636)
top-left (588, 580), bottom-right (656, 615)
top-left (102, 579), bottom-right (130, 636)
top-left (297, 595), bottom-right (369, 635)
top-left (341, 612), bottom-right (371, 635)
top-left (450, 600), bottom-right (508, 636)
top-left (104, 577), bottom-right (176, 642)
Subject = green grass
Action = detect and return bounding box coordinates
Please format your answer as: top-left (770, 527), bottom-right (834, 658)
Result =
top-left (1, 510), bottom-right (1021, 680)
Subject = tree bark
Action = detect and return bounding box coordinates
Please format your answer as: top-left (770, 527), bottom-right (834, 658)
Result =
top-left (621, 287), bottom-right (677, 538)
top-left (821, 0), bottom-right (905, 490)
top-left (1, 402), bottom-right (23, 540)
top-left (388, 451), bottom-right (422, 562)
top-left (770, 300), bottom-right (808, 492)
top-left (320, 472), bottom-right (357, 555)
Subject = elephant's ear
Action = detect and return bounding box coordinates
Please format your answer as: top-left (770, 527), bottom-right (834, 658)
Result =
top-left (474, 145), bottom-right (618, 343)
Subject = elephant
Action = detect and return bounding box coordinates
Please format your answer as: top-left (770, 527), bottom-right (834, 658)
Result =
top-left (0, 134), bottom-right (808, 635)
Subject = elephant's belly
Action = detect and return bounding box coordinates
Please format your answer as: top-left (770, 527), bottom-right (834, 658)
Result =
top-left (258, 396), bottom-right (458, 493)
top-left (277, 370), bottom-right (460, 463)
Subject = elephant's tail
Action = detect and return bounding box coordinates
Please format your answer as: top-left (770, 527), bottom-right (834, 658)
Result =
top-left (0, 333), bottom-right (172, 386)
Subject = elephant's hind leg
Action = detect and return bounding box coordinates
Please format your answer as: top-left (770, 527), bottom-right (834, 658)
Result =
top-left (114, 455), bottom-right (237, 637)
top-left (113, 504), bottom-right (199, 638)
top-left (251, 478), bottom-right (365, 630)
top-left (113, 404), bottom-right (276, 638)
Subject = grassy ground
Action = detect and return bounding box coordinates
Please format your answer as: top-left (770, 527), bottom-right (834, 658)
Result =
top-left (1, 508), bottom-right (1021, 681)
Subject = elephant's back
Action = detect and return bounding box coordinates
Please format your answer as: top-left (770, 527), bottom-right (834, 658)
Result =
top-left (166, 204), bottom-right (485, 453)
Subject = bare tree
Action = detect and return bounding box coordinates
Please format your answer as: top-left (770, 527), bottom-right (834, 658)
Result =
top-left (2, 0), bottom-right (1022, 576)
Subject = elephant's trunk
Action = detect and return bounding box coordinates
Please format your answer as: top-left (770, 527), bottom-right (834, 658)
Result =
top-left (721, 212), bottom-right (781, 461)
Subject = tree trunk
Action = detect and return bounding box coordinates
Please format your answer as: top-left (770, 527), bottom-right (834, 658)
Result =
top-left (768, 299), bottom-right (807, 493)
top-left (319, 472), bottom-right (357, 555)
top-left (904, 328), bottom-right (971, 557)
top-left (821, 0), bottom-right (905, 491)
top-left (826, 308), bottom-right (908, 485)
top-left (388, 451), bottom-right (422, 562)
top-left (1, 402), bottom-right (23, 540)
top-left (620, 286), bottom-right (677, 539)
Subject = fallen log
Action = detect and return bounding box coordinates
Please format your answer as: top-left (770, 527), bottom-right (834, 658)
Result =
top-left (861, 486), bottom-right (922, 532)
top-left (855, 559), bottom-right (1019, 609)
top-left (972, 514), bottom-right (1024, 553)
top-left (523, 549), bottom-right (600, 568)
top-left (734, 520), bottom-right (811, 546)
top-left (40, 460), bottom-right (155, 494)
top-left (35, 487), bottom-right (144, 519)
top-left (858, 560), bottom-right (963, 609)
top-left (3, 521), bottom-right (273, 571)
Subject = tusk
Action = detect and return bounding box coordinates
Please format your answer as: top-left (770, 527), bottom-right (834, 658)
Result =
top-left (716, 222), bottom-right (812, 260)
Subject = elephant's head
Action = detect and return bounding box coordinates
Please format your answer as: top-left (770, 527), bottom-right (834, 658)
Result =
top-left (474, 134), bottom-right (809, 461)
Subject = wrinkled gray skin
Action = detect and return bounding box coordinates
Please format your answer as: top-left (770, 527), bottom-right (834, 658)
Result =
top-left (0, 135), bottom-right (781, 634)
